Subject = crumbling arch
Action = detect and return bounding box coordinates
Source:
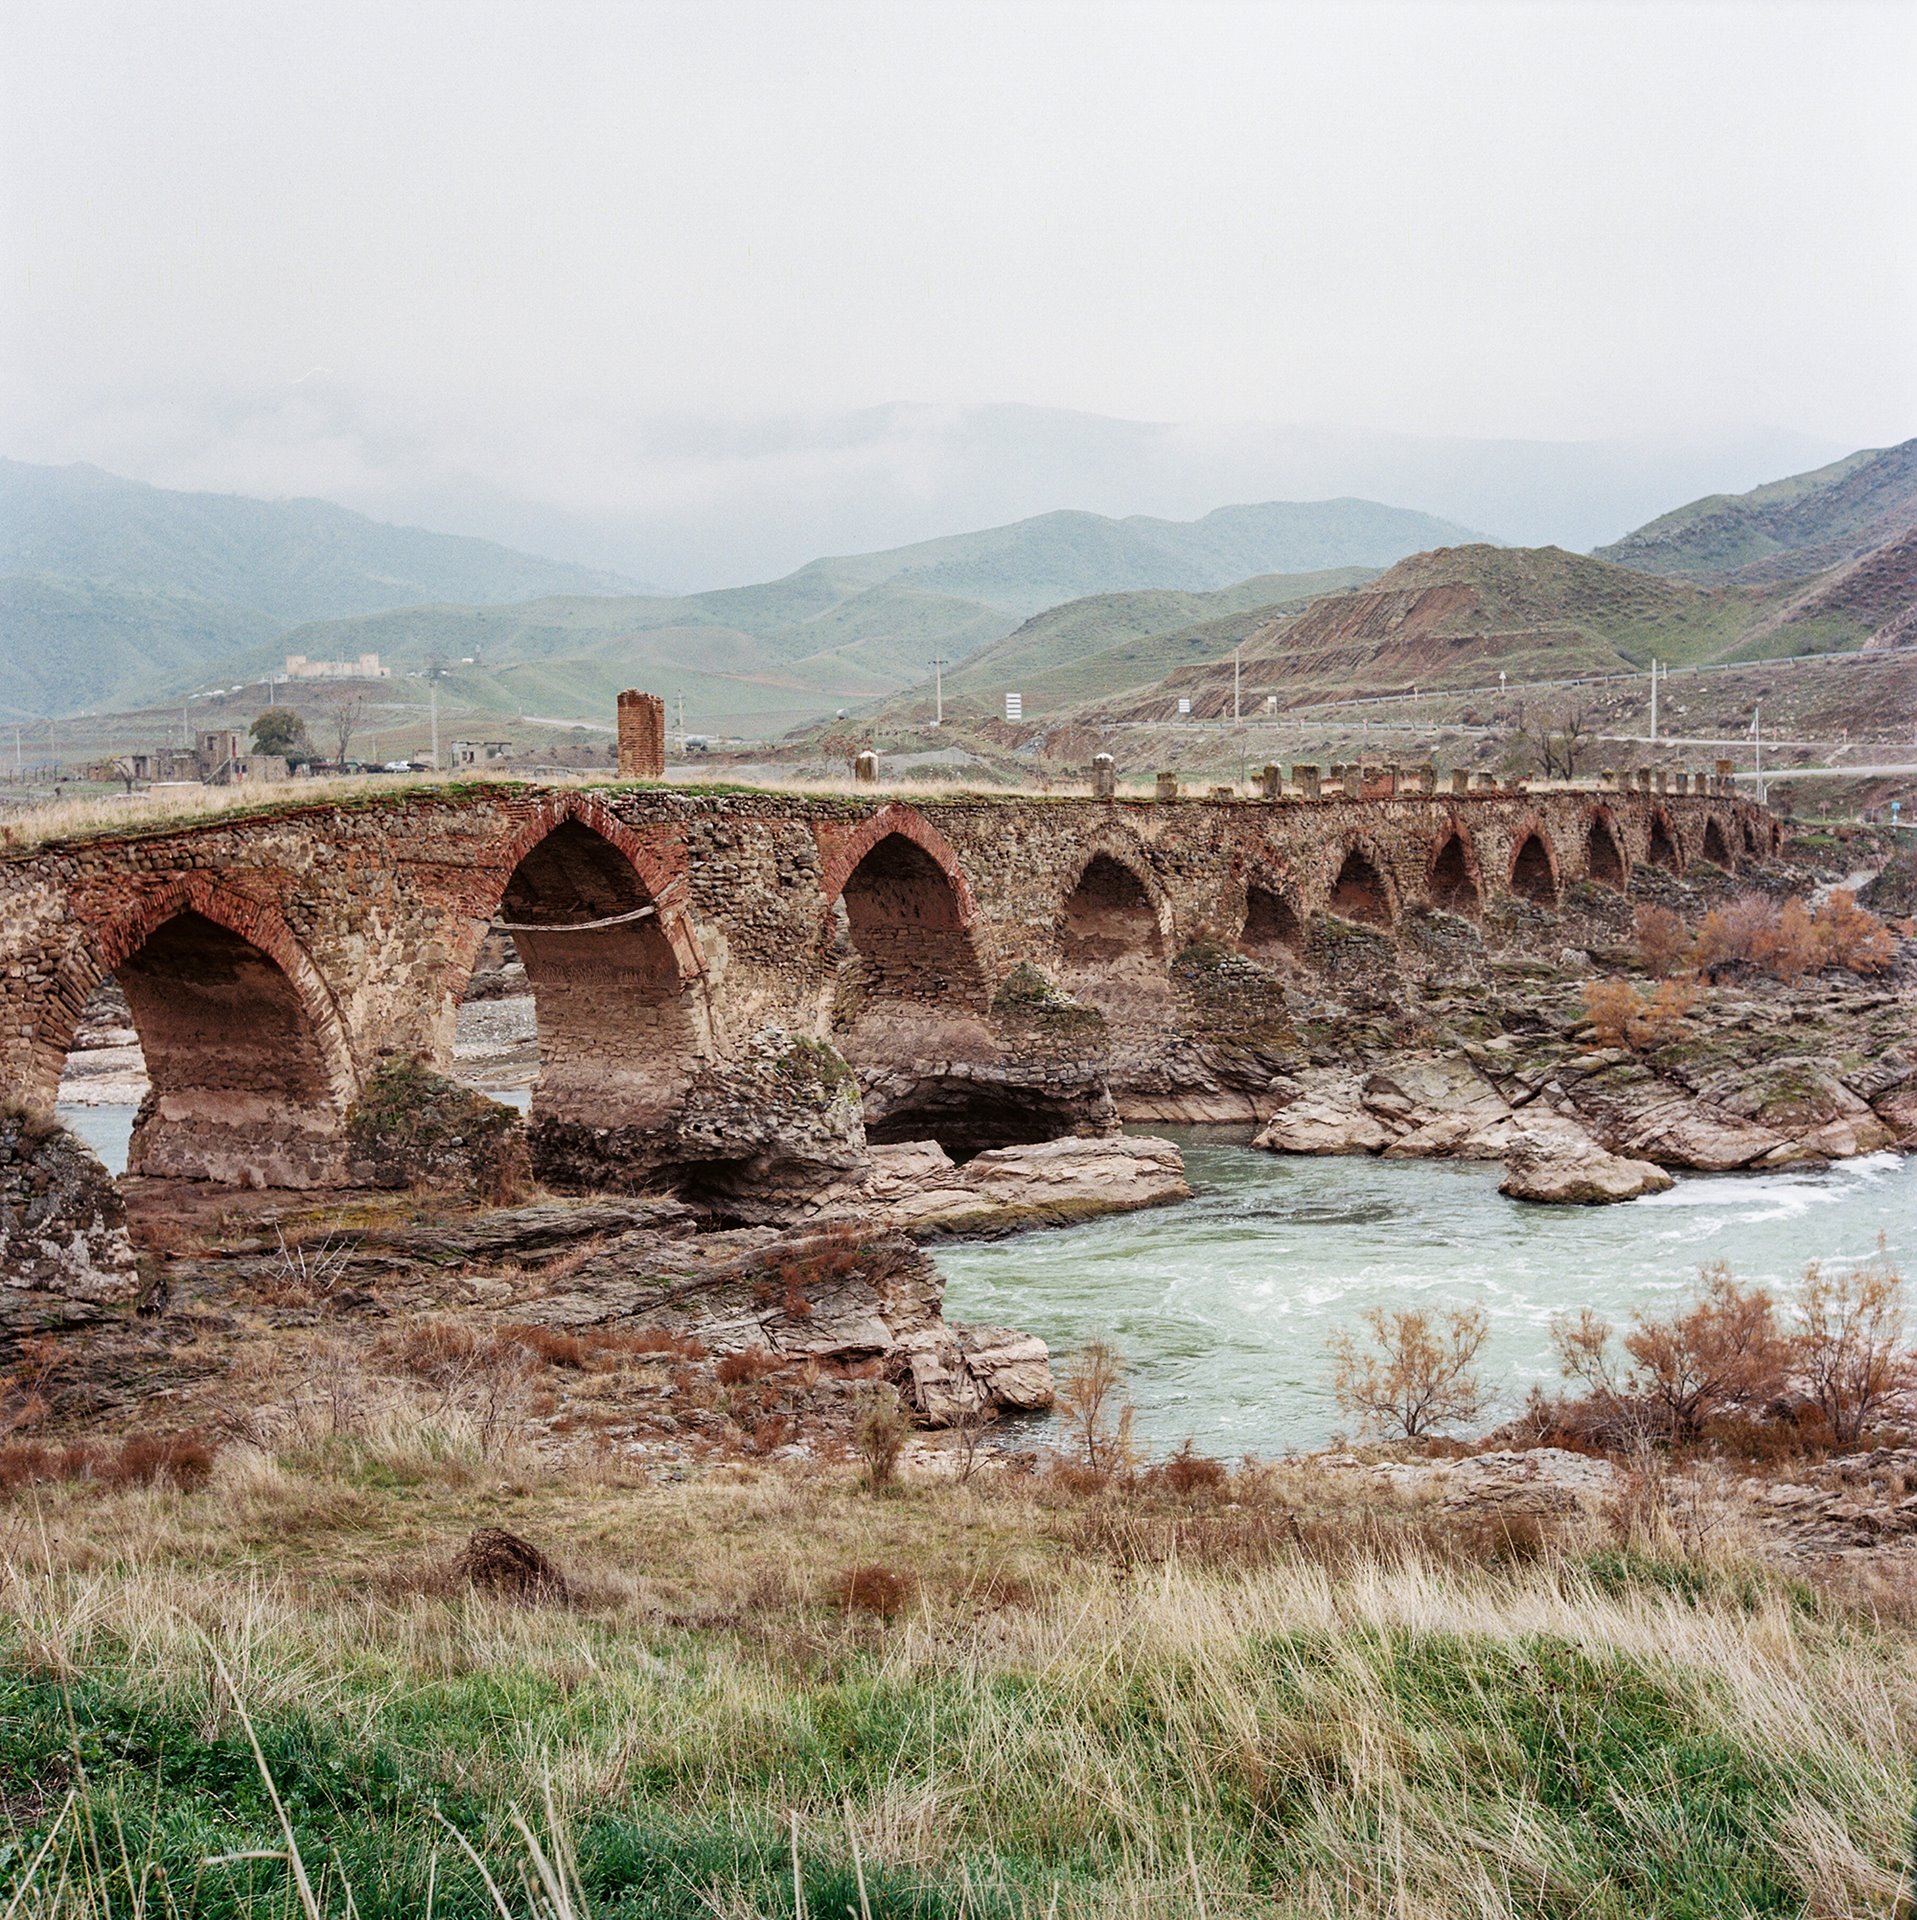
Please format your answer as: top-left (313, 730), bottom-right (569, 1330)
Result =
top-left (1702, 817), bottom-right (1733, 868)
top-left (1585, 811), bottom-right (1628, 890)
top-left (1326, 842), bottom-right (1393, 927)
top-left (1647, 809), bottom-right (1682, 874)
top-left (1425, 827), bottom-right (1482, 914)
top-left (48, 878), bottom-right (355, 1187)
top-left (1508, 829), bottom-right (1559, 908)
top-left (1239, 881), bottom-right (1305, 960)
top-left (1741, 818), bottom-right (1762, 861)
top-left (493, 817), bottom-right (705, 1156)
top-left (833, 829), bottom-right (987, 1010)
top-left (1061, 851), bottom-right (1168, 963)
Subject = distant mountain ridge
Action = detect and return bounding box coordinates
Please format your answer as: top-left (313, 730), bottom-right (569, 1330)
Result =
top-left (0, 459), bottom-right (647, 716)
top-left (1598, 437), bottom-right (1917, 585)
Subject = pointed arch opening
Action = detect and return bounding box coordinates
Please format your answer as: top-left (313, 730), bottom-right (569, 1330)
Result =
top-left (1648, 811), bottom-right (1682, 874)
top-left (1426, 831), bottom-right (1480, 914)
top-left (83, 909), bottom-right (348, 1186)
top-left (1742, 819), bottom-right (1761, 860)
top-left (1062, 853), bottom-right (1165, 963)
top-left (834, 830), bottom-right (986, 1010)
top-left (497, 818), bottom-right (700, 1157)
top-left (1702, 817), bottom-right (1732, 867)
top-left (1239, 883), bottom-right (1304, 961)
top-left (1585, 814), bottom-right (1627, 890)
top-left (1509, 832), bottom-right (1559, 908)
top-left (1328, 845), bottom-right (1392, 927)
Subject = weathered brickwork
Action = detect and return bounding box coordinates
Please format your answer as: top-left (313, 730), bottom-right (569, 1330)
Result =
top-left (0, 779), bottom-right (1779, 1193)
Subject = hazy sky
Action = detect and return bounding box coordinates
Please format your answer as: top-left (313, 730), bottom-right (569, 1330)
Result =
top-left (2, 0), bottom-right (1912, 578)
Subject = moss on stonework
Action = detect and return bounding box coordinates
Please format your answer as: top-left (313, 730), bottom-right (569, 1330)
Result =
top-left (768, 1034), bottom-right (861, 1103)
top-left (346, 1059), bottom-right (532, 1202)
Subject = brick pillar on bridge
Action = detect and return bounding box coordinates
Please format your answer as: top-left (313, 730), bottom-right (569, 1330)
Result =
top-left (616, 690), bottom-right (666, 778)
top-left (1293, 764), bottom-right (1321, 800)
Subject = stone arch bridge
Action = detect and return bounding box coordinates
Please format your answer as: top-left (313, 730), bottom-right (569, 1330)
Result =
top-left (0, 780), bottom-right (1778, 1207)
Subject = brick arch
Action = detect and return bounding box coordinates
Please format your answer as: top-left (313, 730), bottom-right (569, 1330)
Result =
top-left (1504, 816), bottom-right (1561, 906)
top-left (1321, 834), bottom-right (1396, 927)
top-left (461, 791), bottom-right (703, 993)
top-left (1645, 805), bottom-right (1684, 874)
top-left (1583, 805), bottom-right (1629, 889)
top-left (39, 872), bottom-right (355, 1112)
top-left (1701, 813), bottom-right (1735, 868)
top-left (1058, 838), bottom-right (1176, 958)
top-left (815, 803), bottom-right (977, 924)
top-left (1424, 817), bottom-right (1483, 913)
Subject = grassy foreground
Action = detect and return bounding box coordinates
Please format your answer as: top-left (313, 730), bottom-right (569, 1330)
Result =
top-left (0, 1427), bottom-right (1911, 1919)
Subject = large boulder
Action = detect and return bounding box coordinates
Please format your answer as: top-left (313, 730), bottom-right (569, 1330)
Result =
top-left (1499, 1127), bottom-right (1674, 1205)
top-left (347, 1060), bottom-right (533, 1202)
top-left (1255, 1069), bottom-right (1391, 1155)
top-left (858, 1134), bottom-right (1190, 1237)
top-left (0, 1108), bottom-right (141, 1303)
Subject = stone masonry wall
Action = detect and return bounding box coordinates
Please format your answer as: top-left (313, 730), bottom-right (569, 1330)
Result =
top-left (0, 779), bottom-right (1779, 1191)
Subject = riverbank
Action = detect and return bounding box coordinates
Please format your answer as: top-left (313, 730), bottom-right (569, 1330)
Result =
top-left (1, 1438), bottom-right (1911, 1917)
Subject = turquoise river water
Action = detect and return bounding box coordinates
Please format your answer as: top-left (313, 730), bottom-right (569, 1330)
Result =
top-left (63, 1104), bottom-right (1913, 1458)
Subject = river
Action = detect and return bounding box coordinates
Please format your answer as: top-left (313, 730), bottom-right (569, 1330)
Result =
top-left (60, 1105), bottom-right (1912, 1458)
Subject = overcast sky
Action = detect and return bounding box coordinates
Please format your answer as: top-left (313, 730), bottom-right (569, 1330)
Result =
top-left (2, 0), bottom-right (1912, 580)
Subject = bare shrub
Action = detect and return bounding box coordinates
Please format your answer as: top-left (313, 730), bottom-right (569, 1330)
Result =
top-left (1056, 1341), bottom-right (1136, 1480)
top-left (1580, 976), bottom-right (1698, 1052)
top-left (0, 1432), bottom-right (215, 1494)
top-left (1555, 1265), bottom-right (1791, 1445)
top-left (1814, 889), bottom-right (1895, 975)
top-left (1796, 1251), bottom-right (1912, 1445)
top-left (1328, 1306), bottom-right (1490, 1441)
top-left (1693, 894), bottom-right (1778, 975)
top-left (1634, 903), bottom-right (1693, 977)
top-left (1754, 896), bottom-right (1822, 982)
top-left (854, 1382), bottom-right (909, 1490)
top-left (1154, 1438), bottom-right (1230, 1500)
top-left (1580, 977), bottom-right (1639, 1048)
top-left (834, 1563), bottom-right (918, 1616)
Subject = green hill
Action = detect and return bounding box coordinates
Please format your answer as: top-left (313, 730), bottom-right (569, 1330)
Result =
top-left (1598, 437), bottom-right (1917, 584)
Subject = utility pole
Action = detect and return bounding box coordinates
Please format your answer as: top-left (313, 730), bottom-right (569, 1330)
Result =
top-left (1649, 657), bottom-right (1659, 742)
top-left (929, 655), bottom-right (949, 727)
top-left (1233, 644), bottom-right (1242, 728)
top-left (429, 678), bottom-right (440, 770)
top-left (1752, 701), bottom-right (1763, 806)
top-left (676, 689), bottom-right (686, 748)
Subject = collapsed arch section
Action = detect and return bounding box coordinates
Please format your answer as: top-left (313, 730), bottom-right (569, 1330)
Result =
top-left (1585, 812), bottom-right (1627, 890)
top-left (1327, 844), bottom-right (1392, 927)
top-left (1061, 852), bottom-right (1166, 964)
top-left (1741, 818), bottom-right (1762, 861)
top-left (110, 909), bottom-right (349, 1187)
top-left (1509, 830), bottom-right (1559, 908)
top-left (497, 817), bottom-right (701, 1153)
top-left (1425, 829), bottom-right (1481, 914)
top-left (1702, 817), bottom-right (1732, 868)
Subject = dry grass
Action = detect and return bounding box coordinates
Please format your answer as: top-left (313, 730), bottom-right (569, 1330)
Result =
top-left (0, 1420), bottom-right (1910, 1917)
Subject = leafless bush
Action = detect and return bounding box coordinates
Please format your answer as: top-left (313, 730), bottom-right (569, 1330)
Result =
top-left (1797, 1249), bottom-right (1912, 1444)
top-left (1056, 1341), bottom-right (1137, 1480)
top-left (855, 1382), bottom-right (909, 1490)
top-left (1328, 1305), bottom-right (1490, 1442)
top-left (1634, 904), bottom-right (1693, 978)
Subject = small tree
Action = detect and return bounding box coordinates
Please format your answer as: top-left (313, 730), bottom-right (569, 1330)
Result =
top-left (1813, 890), bottom-right (1894, 976)
top-left (1797, 1251), bottom-right (1911, 1444)
top-left (1328, 1305), bottom-right (1490, 1442)
top-left (251, 706), bottom-right (310, 761)
top-left (1522, 704), bottom-right (1594, 781)
top-left (326, 693), bottom-right (368, 769)
top-left (1580, 977), bottom-right (1640, 1048)
top-left (1057, 1340), bottom-right (1136, 1479)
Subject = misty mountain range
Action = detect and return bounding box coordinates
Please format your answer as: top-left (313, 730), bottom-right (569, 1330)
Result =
top-left (0, 429), bottom-right (1911, 734)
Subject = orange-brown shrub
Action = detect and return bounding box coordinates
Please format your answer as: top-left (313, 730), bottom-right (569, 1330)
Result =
top-left (1328, 1306), bottom-right (1490, 1441)
top-left (1634, 904), bottom-right (1693, 978)
top-left (1815, 889), bottom-right (1895, 975)
top-left (1797, 1251), bottom-right (1911, 1443)
top-left (1554, 1264), bottom-right (1791, 1444)
top-left (1580, 977), bottom-right (1640, 1048)
top-left (0, 1431), bottom-right (215, 1493)
top-left (1692, 894), bottom-right (1778, 975)
top-left (1153, 1438), bottom-right (1230, 1500)
top-left (834, 1562), bottom-right (918, 1616)
top-left (714, 1346), bottom-right (781, 1387)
